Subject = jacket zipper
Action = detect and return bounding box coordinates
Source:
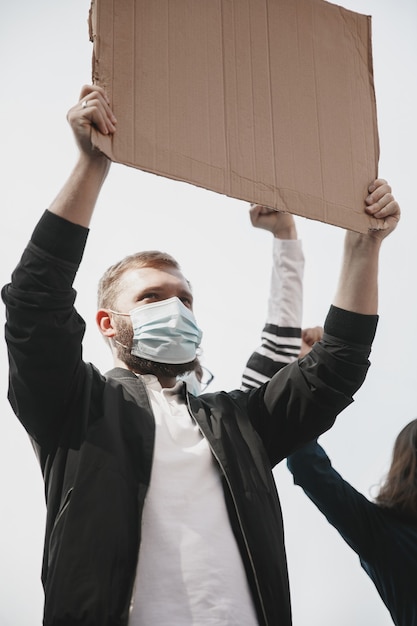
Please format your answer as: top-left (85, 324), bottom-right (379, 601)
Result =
top-left (49, 487), bottom-right (73, 560)
top-left (186, 394), bottom-right (269, 626)
top-left (53, 487), bottom-right (73, 529)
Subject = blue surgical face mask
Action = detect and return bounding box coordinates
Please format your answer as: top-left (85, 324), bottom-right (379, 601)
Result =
top-left (127, 296), bottom-right (203, 364)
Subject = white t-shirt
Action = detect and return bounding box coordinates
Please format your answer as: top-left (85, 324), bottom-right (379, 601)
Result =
top-left (129, 375), bottom-right (258, 625)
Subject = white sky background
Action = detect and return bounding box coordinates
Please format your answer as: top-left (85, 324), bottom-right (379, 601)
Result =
top-left (0, 1), bottom-right (416, 624)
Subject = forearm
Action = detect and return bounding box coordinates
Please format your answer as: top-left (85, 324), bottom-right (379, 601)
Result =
top-left (287, 440), bottom-right (350, 511)
top-left (287, 440), bottom-right (376, 555)
top-left (333, 229), bottom-right (382, 315)
top-left (241, 238), bottom-right (304, 390)
top-left (48, 152), bottom-right (110, 228)
top-left (2, 212), bottom-right (89, 444)
top-left (267, 238), bottom-right (304, 326)
top-left (257, 306), bottom-right (376, 462)
top-left (272, 221), bottom-right (298, 240)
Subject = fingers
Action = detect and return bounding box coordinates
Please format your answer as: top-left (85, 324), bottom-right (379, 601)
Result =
top-left (67, 84), bottom-right (117, 137)
top-left (249, 204), bottom-right (275, 222)
top-left (81, 87), bottom-right (117, 135)
top-left (249, 204), bottom-right (274, 228)
top-left (302, 326), bottom-right (323, 347)
top-left (250, 204), bottom-right (284, 216)
top-left (365, 178), bottom-right (400, 221)
top-left (300, 326), bottom-right (323, 357)
top-left (249, 204), bottom-right (296, 238)
top-left (83, 98), bottom-right (116, 135)
top-left (249, 204), bottom-right (275, 214)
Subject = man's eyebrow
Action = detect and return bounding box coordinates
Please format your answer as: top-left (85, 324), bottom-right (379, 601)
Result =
top-left (179, 288), bottom-right (193, 300)
top-left (138, 285), bottom-right (164, 292)
top-left (136, 285), bottom-right (193, 298)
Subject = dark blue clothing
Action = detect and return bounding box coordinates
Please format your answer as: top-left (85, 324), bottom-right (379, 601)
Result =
top-left (287, 440), bottom-right (417, 626)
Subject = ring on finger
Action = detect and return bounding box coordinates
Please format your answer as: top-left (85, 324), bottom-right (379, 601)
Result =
top-left (82, 99), bottom-right (89, 109)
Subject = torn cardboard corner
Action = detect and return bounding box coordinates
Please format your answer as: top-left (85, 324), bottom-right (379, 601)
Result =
top-left (89, 0), bottom-right (380, 233)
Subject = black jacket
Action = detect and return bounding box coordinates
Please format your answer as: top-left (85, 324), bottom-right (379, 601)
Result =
top-left (2, 210), bottom-right (378, 626)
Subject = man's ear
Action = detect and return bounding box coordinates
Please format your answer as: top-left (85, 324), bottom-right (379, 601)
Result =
top-left (96, 309), bottom-right (116, 338)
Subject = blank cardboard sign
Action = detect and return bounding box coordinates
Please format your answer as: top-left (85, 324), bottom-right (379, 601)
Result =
top-left (89, 0), bottom-right (381, 233)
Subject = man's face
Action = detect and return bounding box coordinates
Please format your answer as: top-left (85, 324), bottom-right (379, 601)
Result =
top-left (111, 266), bottom-right (197, 377)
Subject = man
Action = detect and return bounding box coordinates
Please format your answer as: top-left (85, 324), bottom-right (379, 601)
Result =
top-left (2, 84), bottom-right (400, 626)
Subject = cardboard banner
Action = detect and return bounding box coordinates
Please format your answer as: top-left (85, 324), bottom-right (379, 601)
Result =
top-left (89, 0), bottom-right (380, 233)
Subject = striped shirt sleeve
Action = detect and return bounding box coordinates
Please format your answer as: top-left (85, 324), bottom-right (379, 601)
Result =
top-left (241, 237), bottom-right (304, 391)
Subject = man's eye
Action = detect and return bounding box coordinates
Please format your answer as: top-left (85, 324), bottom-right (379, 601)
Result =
top-left (141, 293), bottom-right (158, 302)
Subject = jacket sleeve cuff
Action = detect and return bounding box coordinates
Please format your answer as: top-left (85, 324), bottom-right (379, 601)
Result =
top-left (324, 305), bottom-right (378, 346)
top-left (31, 210), bottom-right (89, 266)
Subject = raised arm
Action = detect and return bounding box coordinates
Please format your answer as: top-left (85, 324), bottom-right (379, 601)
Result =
top-left (247, 181), bottom-right (400, 462)
top-left (2, 85), bottom-right (116, 451)
top-left (241, 208), bottom-right (304, 390)
top-left (333, 178), bottom-right (400, 314)
top-left (48, 84), bottom-right (116, 227)
top-left (287, 440), bottom-right (379, 556)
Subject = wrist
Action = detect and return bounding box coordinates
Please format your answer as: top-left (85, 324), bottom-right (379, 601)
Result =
top-left (77, 150), bottom-right (111, 181)
top-left (333, 230), bottom-right (381, 315)
top-left (344, 230), bottom-right (382, 257)
top-left (273, 225), bottom-right (298, 240)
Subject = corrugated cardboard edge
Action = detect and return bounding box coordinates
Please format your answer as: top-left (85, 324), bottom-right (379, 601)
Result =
top-left (89, 0), bottom-right (114, 161)
top-left (88, 0), bottom-right (383, 234)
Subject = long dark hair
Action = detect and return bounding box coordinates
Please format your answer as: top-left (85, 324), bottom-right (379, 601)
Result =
top-left (375, 419), bottom-right (417, 523)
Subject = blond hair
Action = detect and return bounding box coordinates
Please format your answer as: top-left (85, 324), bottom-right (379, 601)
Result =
top-left (97, 251), bottom-right (181, 309)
